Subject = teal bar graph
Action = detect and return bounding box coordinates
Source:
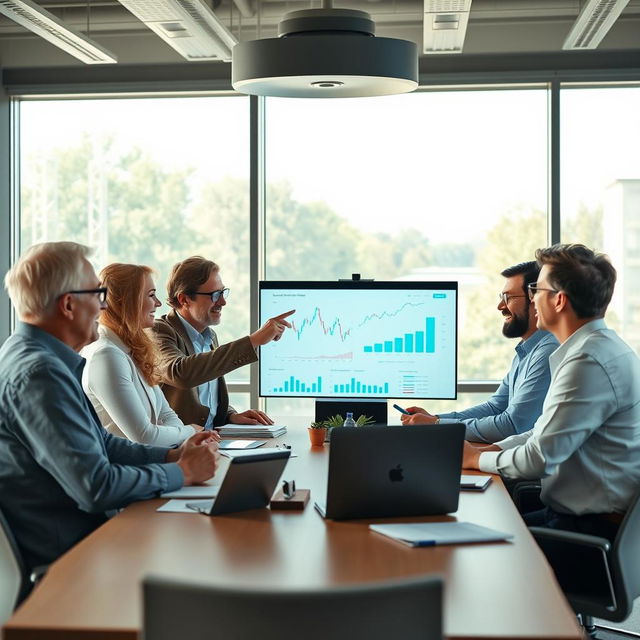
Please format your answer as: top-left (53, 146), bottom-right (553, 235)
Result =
top-left (362, 316), bottom-right (436, 354)
top-left (426, 317), bottom-right (435, 352)
top-left (274, 375), bottom-right (323, 394)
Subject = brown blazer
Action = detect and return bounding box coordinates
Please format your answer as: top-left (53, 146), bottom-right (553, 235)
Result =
top-left (152, 310), bottom-right (258, 427)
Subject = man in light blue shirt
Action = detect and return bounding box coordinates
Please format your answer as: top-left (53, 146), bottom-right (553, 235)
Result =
top-left (464, 244), bottom-right (640, 539)
top-left (402, 261), bottom-right (558, 443)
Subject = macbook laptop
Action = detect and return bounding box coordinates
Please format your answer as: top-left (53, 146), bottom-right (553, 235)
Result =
top-left (187, 449), bottom-right (290, 516)
top-left (315, 424), bottom-right (465, 520)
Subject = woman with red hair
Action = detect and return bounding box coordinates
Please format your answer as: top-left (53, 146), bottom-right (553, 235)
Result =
top-left (82, 263), bottom-right (200, 446)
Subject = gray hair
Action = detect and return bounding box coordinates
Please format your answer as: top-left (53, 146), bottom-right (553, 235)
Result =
top-left (5, 241), bottom-right (92, 320)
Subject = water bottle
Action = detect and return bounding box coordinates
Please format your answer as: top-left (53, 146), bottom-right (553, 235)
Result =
top-left (343, 412), bottom-right (356, 427)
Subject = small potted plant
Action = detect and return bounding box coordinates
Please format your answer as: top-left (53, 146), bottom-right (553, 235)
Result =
top-left (308, 421), bottom-right (328, 446)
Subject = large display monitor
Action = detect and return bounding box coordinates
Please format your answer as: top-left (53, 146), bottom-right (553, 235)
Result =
top-left (259, 281), bottom-right (457, 400)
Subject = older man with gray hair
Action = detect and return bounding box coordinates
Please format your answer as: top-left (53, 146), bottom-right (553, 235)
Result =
top-left (0, 241), bottom-right (219, 578)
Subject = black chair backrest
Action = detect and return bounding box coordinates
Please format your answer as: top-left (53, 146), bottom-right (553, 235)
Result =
top-left (0, 506), bottom-right (26, 623)
top-left (612, 487), bottom-right (640, 618)
top-left (143, 573), bottom-right (443, 640)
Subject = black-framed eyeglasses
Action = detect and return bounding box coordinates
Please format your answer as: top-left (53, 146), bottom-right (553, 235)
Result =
top-left (527, 283), bottom-right (559, 300)
top-left (66, 287), bottom-right (108, 304)
top-left (190, 288), bottom-right (230, 303)
top-left (498, 292), bottom-right (527, 306)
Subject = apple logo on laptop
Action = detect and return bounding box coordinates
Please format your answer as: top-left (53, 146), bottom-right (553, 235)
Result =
top-left (389, 464), bottom-right (404, 482)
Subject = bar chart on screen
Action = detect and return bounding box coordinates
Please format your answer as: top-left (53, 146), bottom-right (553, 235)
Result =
top-left (260, 282), bottom-right (457, 400)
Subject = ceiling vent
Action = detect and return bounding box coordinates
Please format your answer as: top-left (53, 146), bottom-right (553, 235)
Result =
top-left (0, 0), bottom-right (117, 64)
top-left (563, 0), bottom-right (631, 49)
top-left (423, 0), bottom-right (472, 54)
top-left (116, 0), bottom-right (237, 61)
top-left (232, 5), bottom-right (418, 98)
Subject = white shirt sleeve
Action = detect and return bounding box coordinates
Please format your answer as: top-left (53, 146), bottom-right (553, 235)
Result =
top-left (85, 346), bottom-right (195, 447)
top-left (479, 352), bottom-right (617, 480)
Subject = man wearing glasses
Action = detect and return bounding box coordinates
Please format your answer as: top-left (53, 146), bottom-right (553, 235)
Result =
top-left (152, 256), bottom-right (293, 429)
top-left (402, 261), bottom-right (558, 443)
top-left (463, 244), bottom-right (640, 539)
top-left (0, 242), bottom-right (219, 578)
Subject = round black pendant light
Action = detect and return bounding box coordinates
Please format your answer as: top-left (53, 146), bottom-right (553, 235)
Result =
top-left (231, 6), bottom-right (418, 98)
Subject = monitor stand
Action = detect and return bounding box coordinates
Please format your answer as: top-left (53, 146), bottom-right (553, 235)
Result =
top-left (314, 398), bottom-right (388, 425)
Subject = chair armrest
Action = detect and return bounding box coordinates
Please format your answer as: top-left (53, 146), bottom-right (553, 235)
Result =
top-left (529, 526), bottom-right (616, 613)
top-left (30, 564), bottom-right (49, 585)
top-left (529, 526), bottom-right (611, 553)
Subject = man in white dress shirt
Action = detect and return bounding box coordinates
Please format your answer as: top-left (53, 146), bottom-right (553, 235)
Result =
top-left (463, 244), bottom-right (640, 540)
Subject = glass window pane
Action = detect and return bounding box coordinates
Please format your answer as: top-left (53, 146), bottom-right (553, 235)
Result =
top-left (19, 96), bottom-right (251, 382)
top-left (560, 86), bottom-right (640, 352)
top-left (265, 90), bottom-right (548, 381)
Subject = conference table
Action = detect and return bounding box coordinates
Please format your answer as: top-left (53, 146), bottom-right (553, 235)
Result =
top-left (4, 423), bottom-right (582, 640)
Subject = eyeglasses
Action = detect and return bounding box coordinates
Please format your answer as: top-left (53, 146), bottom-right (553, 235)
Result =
top-left (66, 287), bottom-right (108, 304)
top-left (527, 283), bottom-right (559, 300)
top-left (498, 293), bottom-right (527, 306)
top-left (190, 288), bottom-right (230, 303)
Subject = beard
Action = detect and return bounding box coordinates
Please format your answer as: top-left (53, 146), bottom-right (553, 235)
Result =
top-left (502, 307), bottom-right (530, 338)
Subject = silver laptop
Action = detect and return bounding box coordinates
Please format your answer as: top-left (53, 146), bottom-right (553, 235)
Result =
top-left (315, 424), bottom-right (465, 520)
top-left (188, 449), bottom-right (290, 516)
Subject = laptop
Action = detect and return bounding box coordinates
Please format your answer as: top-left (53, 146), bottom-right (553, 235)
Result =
top-left (187, 449), bottom-right (290, 516)
top-left (315, 424), bottom-right (465, 520)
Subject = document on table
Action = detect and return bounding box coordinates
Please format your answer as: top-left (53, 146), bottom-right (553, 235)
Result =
top-left (157, 499), bottom-right (211, 513)
top-left (160, 483), bottom-right (219, 499)
top-left (370, 521), bottom-right (513, 547)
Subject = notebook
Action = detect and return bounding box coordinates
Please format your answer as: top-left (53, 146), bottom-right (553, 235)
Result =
top-left (370, 521), bottom-right (513, 547)
top-left (217, 424), bottom-right (287, 438)
top-left (314, 424), bottom-right (465, 520)
top-left (185, 449), bottom-right (290, 516)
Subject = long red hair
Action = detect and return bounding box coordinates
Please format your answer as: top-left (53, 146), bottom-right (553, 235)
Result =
top-left (99, 263), bottom-right (159, 386)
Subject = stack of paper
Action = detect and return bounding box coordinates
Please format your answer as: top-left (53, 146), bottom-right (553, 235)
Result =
top-left (217, 424), bottom-right (287, 438)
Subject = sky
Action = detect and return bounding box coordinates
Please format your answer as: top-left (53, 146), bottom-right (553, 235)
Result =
top-left (20, 86), bottom-right (640, 244)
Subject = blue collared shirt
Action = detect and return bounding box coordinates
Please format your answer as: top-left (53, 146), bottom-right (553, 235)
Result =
top-left (439, 330), bottom-right (559, 443)
top-left (0, 323), bottom-right (183, 571)
top-left (177, 313), bottom-right (219, 430)
top-left (480, 319), bottom-right (640, 515)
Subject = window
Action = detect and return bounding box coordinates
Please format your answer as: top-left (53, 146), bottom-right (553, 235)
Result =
top-left (19, 95), bottom-right (251, 381)
top-left (560, 85), bottom-right (640, 352)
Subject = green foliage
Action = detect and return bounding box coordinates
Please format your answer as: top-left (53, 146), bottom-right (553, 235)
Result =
top-left (317, 414), bottom-right (374, 428)
top-left (309, 421), bottom-right (328, 430)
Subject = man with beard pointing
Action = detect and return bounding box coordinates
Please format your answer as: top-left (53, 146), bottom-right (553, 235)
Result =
top-left (402, 261), bottom-right (558, 443)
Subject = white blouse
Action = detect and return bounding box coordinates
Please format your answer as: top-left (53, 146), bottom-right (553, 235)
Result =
top-left (82, 326), bottom-right (195, 447)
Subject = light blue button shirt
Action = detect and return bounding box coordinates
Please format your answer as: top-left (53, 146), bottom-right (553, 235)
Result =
top-left (439, 330), bottom-right (559, 443)
top-left (177, 314), bottom-right (219, 430)
top-left (480, 319), bottom-right (640, 515)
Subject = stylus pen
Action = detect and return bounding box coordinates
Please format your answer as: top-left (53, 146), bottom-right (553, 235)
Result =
top-left (392, 404), bottom-right (412, 415)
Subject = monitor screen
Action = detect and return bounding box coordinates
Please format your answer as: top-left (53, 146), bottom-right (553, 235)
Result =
top-left (259, 281), bottom-right (457, 400)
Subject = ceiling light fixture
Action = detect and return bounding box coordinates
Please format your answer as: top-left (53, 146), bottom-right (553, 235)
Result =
top-left (232, 1), bottom-right (418, 98)
top-left (563, 0), bottom-right (631, 50)
top-left (116, 0), bottom-right (238, 62)
top-left (423, 0), bottom-right (472, 55)
top-left (0, 0), bottom-right (117, 64)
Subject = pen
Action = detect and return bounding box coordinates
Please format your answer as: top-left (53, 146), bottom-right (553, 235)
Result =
top-left (392, 404), bottom-right (412, 415)
top-left (413, 540), bottom-right (436, 547)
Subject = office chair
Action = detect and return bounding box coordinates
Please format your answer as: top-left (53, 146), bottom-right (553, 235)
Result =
top-left (0, 507), bottom-right (23, 625)
top-left (530, 488), bottom-right (640, 639)
top-left (143, 573), bottom-right (443, 640)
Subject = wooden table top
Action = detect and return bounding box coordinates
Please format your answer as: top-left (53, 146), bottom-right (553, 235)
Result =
top-left (4, 426), bottom-right (581, 640)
